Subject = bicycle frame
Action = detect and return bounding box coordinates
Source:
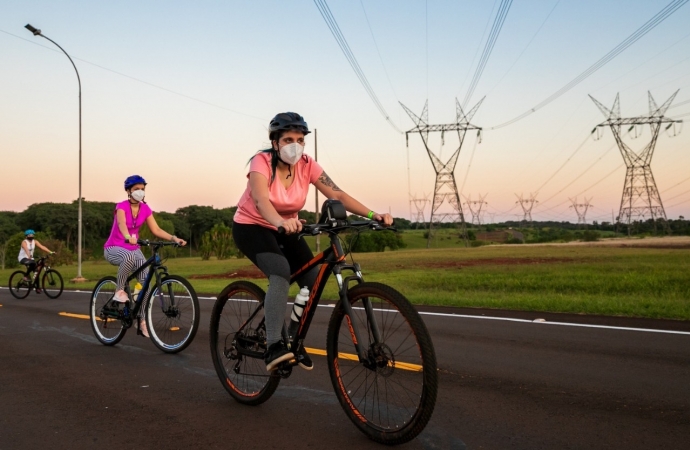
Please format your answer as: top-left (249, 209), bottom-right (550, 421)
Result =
top-left (285, 224), bottom-right (384, 365)
top-left (101, 242), bottom-right (177, 325)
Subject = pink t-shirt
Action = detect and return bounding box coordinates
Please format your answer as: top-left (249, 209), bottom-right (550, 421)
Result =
top-left (104, 200), bottom-right (153, 250)
top-left (233, 152), bottom-right (323, 229)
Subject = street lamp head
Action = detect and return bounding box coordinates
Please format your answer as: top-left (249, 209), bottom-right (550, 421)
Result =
top-left (25, 24), bottom-right (41, 36)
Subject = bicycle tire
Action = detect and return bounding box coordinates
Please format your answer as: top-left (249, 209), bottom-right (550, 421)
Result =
top-left (42, 269), bottom-right (64, 299)
top-left (9, 271), bottom-right (31, 299)
top-left (209, 280), bottom-right (280, 405)
top-left (146, 275), bottom-right (200, 354)
top-left (89, 276), bottom-right (127, 346)
top-left (326, 282), bottom-right (438, 445)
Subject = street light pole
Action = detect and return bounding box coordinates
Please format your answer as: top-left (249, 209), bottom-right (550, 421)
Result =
top-left (25, 24), bottom-right (85, 281)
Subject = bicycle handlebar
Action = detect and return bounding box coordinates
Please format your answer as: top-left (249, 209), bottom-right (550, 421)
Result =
top-left (277, 219), bottom-right (396, 237)
top-left (125, 239), bottom-right (181, 247)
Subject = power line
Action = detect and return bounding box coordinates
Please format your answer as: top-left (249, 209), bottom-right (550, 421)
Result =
top-left (0, 28), bottom-right (267, 122)
top-left (491, 0), bottom-right (689, 129)
top-left (359, 0), bottom-right (399, 100)
top-left (534, 132), bottom-right (592, 193)
top-left (313, 0), bottom-right (402, 133)
top-left (462, 0), bottom-right (513, 108)
top-left (458, 0), bottom-right (499, 100)
top-left (661, 175), bottom-right (690, 193)
top-left (486, 0), bottom-right (561, 95)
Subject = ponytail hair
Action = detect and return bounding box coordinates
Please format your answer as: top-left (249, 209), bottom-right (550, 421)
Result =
top-left (248, 148), bottom-right (280, 185)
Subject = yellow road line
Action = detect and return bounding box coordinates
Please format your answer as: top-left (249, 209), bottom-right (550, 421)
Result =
top-left (58, 312), bottom-right (423, 372)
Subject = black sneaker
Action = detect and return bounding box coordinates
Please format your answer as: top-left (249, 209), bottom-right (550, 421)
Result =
top-left (264, 342), bottom-right (294, 372)
top-left (296, 346), bottom-right (314, 371)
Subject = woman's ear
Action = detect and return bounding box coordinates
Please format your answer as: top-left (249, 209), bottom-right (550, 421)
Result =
top-left (272, 140), bottom-right (278, 151)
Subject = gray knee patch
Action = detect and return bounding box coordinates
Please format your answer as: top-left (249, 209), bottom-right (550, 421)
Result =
top-left (256, 252), bottom-right (291, 281)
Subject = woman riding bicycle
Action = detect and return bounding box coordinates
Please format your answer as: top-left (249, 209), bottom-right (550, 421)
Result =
top-left (18, 229), bottom-right (54, 291)
top-left (103, 175), bottom-right (187, 337)
top-left (232, 112), bottom-right (392, 372)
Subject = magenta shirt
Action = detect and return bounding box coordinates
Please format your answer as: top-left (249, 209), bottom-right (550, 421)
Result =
top-left (233, 152), bottom-right (323, 230)
top-left (104, 200), bottom-right (153, 250)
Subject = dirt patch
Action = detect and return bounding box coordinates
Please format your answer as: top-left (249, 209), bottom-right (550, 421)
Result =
top-left (421, 257), bottom-right (576, 269)
top-left (188, 266), bottom-right (264, 280)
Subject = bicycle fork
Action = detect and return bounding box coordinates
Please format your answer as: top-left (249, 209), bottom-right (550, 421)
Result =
top-left (334, 265), bottom-right (383, 367)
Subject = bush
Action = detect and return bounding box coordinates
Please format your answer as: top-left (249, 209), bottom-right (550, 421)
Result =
top-left (351, 230), bottom-right (406, 253)
top-left (200, 223), bottom-right (243, 260)
top-left (582, 230), bottom-right (601, 242)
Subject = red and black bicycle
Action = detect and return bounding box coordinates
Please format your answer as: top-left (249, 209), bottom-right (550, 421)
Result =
top-left (8, 254), bottom-right (64, 299)
top-left (209, 200), bottom-right (437, 445)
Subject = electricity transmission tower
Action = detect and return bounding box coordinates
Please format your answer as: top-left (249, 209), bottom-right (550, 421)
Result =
top-left (569, 197), bottom-right (593, 228)
top-left (463, 193), bottom-right (488, 226)
top-left (515, 193), bottom-right (538, 225)
top-left (402, 98), bottom-right (483, 248)
top-left (410, 194), bottom-right (429, 228)
top-left (589, 91), bottom-right (682, 232)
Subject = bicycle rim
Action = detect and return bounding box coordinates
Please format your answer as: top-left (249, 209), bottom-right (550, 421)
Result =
top-left (209, 281), bottom-right (280, 405)
top-left (146, 276), bottom-right (199, 353)
top-left (90, 277), bottom-right (127, 345)
top-left (42, 270), bottom-right (64, 299)
top-left (9, 271), bottom-right (31, 299)
top-left (327, 282), bottom-right (437, 445)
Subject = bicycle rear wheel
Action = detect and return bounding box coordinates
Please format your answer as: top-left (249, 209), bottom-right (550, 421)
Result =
top-left (146, 275), bottom-right (200, 353)
top-left (42, 269), bottom-right (64, 299)
top-left (9, 271), bottom-right (31, 299)
top-left (209, 280), bottom-right (280, 405)
top-left (326, 282), bottom-right (437, 445)
top-left (89, 276), bottom-right (127, 345)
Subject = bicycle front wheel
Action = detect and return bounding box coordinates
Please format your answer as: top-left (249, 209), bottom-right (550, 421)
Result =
top-left (90, 276), bottom-right (127, 345)
top-left (9, 271), bottom-right (31, 299)
top-left (42, 269), bottom-right (64, 299)
top-left (209, 280), bottom-right (280, 406)
top-left (326, 282), bottom-right (438, 445)
top-left (146, 275), bottom-right (200, 354)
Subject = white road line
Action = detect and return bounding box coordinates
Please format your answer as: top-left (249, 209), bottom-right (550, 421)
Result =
top-left (2, 287), bottom-right (689, 336)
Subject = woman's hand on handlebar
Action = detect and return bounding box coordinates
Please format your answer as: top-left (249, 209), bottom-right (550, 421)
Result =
top-left (173, 237), bottom-right (187, 246)
top-left (373, 212), bottom-right (394, 227)
top-left (126, 236), bottom-right (138, 245)
top-left (277, 218), bottom-right (304, 234)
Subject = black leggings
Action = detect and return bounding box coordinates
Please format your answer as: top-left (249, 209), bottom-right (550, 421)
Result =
top-left (20, 258), bottom-right (36, 273)
top-left (232, 222), bottom-right (319, 346)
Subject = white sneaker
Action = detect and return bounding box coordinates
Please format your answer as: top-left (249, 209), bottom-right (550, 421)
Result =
top-left (113, 290), bottom-right (129, 303)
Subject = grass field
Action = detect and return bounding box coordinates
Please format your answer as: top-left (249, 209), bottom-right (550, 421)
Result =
top-left (2, 239), bottom-right (689, 320)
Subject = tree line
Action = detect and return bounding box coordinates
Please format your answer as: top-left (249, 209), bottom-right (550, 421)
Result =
top-left (0, 201), bottom-right (409, 268)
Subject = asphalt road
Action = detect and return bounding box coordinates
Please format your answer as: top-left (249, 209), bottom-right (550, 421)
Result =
top-left (1, 288), bottom-right (689, 450)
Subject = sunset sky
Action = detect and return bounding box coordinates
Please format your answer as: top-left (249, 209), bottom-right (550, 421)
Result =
top-left (2, 0), bottom-right (689, 224)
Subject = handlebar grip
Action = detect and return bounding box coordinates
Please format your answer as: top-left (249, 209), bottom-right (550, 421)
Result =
top-left (277, 226), bottom-right (286, 235)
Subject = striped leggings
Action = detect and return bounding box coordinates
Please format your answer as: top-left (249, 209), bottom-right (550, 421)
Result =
top-left (104, 246), bottom-right (149, 291)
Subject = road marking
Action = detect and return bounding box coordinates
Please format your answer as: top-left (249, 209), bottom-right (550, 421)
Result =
top-left (4, 284), bottom-right (680, 336)
top-left (56, 311), bottom-right (423, 371)
top-left (306, 347), bottom-right (422, 372)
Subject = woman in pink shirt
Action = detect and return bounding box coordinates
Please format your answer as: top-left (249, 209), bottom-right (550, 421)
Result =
top-left (103, 175), bottom-right (187, 337)
top-left (232, 112), bottom-right (393, 371)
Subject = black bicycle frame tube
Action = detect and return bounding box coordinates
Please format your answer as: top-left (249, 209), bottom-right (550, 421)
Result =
top-left (123, 251), bottom-right (161, 315)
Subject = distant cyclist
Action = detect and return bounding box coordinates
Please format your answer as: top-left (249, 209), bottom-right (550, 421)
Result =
top-left (232, 112), bottom-right (393, 371)
top-left (103, 175), bottom-right (186, 337)
top-left (18, 229), bottom-right (54, 291)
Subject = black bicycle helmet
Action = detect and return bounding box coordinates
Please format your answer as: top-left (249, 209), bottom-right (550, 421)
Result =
top-left (268, 112), bottom-right (310, 139)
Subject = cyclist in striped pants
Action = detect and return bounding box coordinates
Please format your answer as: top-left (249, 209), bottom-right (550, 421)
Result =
top-left (103, 175), bottom-right (186, 337)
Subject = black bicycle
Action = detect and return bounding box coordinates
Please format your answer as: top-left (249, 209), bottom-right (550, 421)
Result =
top-left (9, 254), bottom-right (64, 299)
top-left (209, 200), bottom-right (437, 445)
top-left (89, 240), bottom-right (200, 353)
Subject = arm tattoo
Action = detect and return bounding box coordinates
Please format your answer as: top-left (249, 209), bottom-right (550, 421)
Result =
top-left (318, 172), bottom-right (342, 191)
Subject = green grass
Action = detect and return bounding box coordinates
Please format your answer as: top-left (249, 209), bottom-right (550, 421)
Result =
top-left (3, 244), bottom-right (688, 320)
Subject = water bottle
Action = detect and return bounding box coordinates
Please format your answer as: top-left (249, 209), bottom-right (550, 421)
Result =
top-left (288, 287), bottom-right (310, 338)
top-left (133, 282), bottom-right (142, 299)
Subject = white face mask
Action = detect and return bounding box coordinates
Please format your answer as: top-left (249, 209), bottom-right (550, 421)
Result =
top-left (130, 189), bottom-right (145, 202)
top-left (279, 143), bottom-right (304, 165)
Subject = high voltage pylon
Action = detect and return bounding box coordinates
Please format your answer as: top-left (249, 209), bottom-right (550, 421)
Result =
top-left (410, 194), bottom-right (429, 229)
top-left (402, 98), bottom-right (484, 248)
top-left (569, 196), bottom-right (593, 228)
top-left (515, 193), bottom-right (539, 225)
top-left (589, 90), bottom-right (682, 232)
top-left (463, 193), bottom-right (488, 226)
